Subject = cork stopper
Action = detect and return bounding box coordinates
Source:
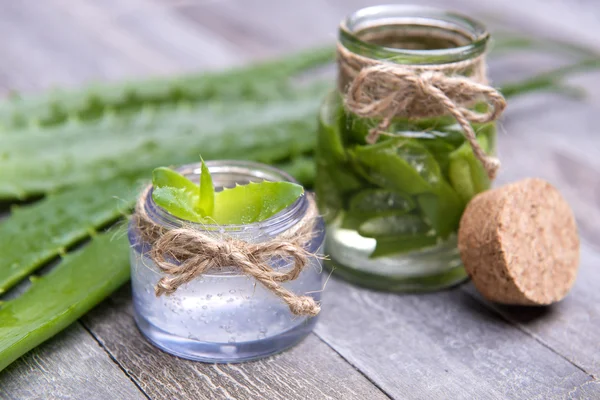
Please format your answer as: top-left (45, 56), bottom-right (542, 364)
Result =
top-left (458, 178), bottom-right (580, 305)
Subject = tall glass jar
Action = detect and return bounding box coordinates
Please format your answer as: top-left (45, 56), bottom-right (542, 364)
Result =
top-left (129, 160), bottom-right (324, 362)
top-left (316, 5), bottom-right (497, 291)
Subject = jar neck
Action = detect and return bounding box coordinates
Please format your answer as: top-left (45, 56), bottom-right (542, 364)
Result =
top-left (337, 6), bottom-right (489, 92)
top-left (144, 160), bottom-right (308, 242)
top-left (339, 5), bottom-right (489, 65)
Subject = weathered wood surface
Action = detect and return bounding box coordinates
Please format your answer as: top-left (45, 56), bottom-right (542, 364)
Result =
top-left (81, 286), bottom-right (390, 400)
top-left (0, 324), bottom-right (145, 400)
top-left (1, 0), bottom-right (600, 399)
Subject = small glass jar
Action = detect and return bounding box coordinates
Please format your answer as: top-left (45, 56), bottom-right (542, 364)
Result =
top-left (129, 160), bottom-right (324, 363)
top-left (316, 5), bottom-right (495, 291)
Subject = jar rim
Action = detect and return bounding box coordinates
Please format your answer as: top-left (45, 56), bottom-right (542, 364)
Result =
top-left (339, 4), bottom-right (489, 64)
top-left (145, 160), bottom-right (307, 237)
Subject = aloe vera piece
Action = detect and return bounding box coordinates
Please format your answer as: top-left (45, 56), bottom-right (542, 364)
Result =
top-left (152, 187), bottom-right (202, 222)
top-left (370, 236), bottom-right (439, 259)
top-left (358, 214), bottom-right (431, 238)
top-left (0, 91), bottom-right (325, 199)
top-left (0, 177), bottom-right (140, 293)
top-left (352, 139), bottom-right (438, 194)
top-left (448, 134), bottom-right (491, 203)
top-left (198, 160), bottom-right (215, 217)
top-left (0, 47), bottom-right (333, 130)
top-left (417, 185), bottom-right (463, 239)
top-left (318, 92), bottom-right (346, 162)
top-left (152, 167), bottom-right (198, 192)
top-left (0, 233), bottom-right (130, 372)
top-left (500, 58), bottom-right (600, 98)
top-left (212, 181), bottom-right (304, 225)
top-left (349, 189), bottom-right (415, 216)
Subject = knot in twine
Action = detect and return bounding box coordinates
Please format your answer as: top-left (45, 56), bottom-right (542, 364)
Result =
top-left (134, 186), bottom-right (322, 317)
top-left (337, 43), bottom-right (507, 180)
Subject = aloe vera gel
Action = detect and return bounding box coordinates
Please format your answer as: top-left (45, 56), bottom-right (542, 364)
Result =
top-left (316, 6), bottom-right (496, 290)
top-left (129, 161), bottom-right (324, 362)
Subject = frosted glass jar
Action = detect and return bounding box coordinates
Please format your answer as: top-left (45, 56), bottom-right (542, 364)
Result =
top-left (128, 160), bottom-right (324, 363)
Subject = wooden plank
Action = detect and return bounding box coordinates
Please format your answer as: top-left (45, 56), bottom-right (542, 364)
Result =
top-left (81, 285), bottom-right (390, 400)
top-left (0, 324), bottom-right (145, 400)
top-left (0, 0), bottom-right (243, 93)
top-left (314, 278), bottom-right (598, 399)
top-left (166, 0), bottom-right (340, 59)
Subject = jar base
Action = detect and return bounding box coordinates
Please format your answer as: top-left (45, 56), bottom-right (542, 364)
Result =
top-left (325, 226), bottom-right (469, 292)
top-left (133, 310), bottom-right (318, 363)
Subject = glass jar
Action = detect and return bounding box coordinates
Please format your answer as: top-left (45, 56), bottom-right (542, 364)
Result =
top-left (129, 160), bottom-right (324, 363)
top-left (316, 5), bottom-right (496, 291)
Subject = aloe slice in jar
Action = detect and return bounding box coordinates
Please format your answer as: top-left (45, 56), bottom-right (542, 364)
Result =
top-left (340, 189), bottom-right (415, 230)
top-left (370, 236), bottom-right (439, 259)
top-left (417, 184), bottom-right (463, 239)
top-left (352, 139), bottom-right (438, 195)
top-left (358, 214), bottom-right (431, 238)
top-left (357, 214), bottom-right (438, 259)
top-left (349, 189), bottom-right (415, 215)
top-left (448, 133), bottom-right (491, 203)
top-left (317, 93), bottom-right (363, 223)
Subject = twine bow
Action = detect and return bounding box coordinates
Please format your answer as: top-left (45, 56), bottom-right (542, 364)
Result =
top-left (338, 43), bottom-right (507, 180)
top-left (134, 186), bottom-right (321, 317)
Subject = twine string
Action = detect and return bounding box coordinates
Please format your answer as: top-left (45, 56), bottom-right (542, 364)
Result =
top-left (337, 42), bottom-right (506, 180)
top-left (134, 186), bottom-right (321, 317)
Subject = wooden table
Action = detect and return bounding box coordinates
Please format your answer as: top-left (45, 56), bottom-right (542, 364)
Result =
top-left (1, 1), bottom-right (599, 399)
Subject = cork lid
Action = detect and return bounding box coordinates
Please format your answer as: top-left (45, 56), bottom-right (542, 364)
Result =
top-left (458, 178), bottom-right (580, 305)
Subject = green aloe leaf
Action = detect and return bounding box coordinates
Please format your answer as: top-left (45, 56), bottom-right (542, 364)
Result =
top-left (198, 159), bottom-right (215, 217)
top-left (212, 181), bottom-right (304, 225)
top-left (448, 134), bottom-right (491, 203)
top-left (352, 139), bottom-right (440, 194)
top-left (152, 167), bottom-right (198, 192)
top-left (417, 185), bottom-right (463, 239)
top-left (0, 177), bottom-right (140, 293)
top-left (0, 89), bottom-right (325, 200)
top-left (349, 189), bottom-right (415, 216)
top-left (358, 214), bottom-right (432, 239)
top-left (370, 236), bottom-right (439, 259)
top-left (152, 186), bottom-right (202, 222)
top-left (0, 47), bottom-right (334, 130)
top-left (0, 233), bottom-right (130, 372)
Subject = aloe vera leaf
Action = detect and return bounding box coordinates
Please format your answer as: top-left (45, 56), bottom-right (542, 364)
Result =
top-left (0, 233), bottom-right (130, 372)
top-left (491, 32), bottom-right (599, 58)
top-left (417, 186), bottom-right (463, 239)
top-left (152, 187), bottom-right (202, 222)
top-left (315, 163), bottom-right (343, 223)
top-left (212, 182), bottom-right (304, 225)
top-left (448, 157), bottom-right (476, 204)
top-left (0, 47), bottom-right (333, 130)
top-left (152, 167), bottom-right (198, 192)
top-left (370, 236), bottom-right (439, 259)
top-left (198, 160), bottom-right (215, 217)
top-left (352, 139), bottom-right (437, 194)
top-left (0, 177), bottom-right (140, 293)
top-left (0, 93), bottom-right (324, 199)
top-left (358, 214), bottom-right (432, 239)
top-left (318, 92), bottom-right (346, 162)
top-left (349, 189), bottom-right (415, 215)
top-left (447, 134), bottom-right (491, 203)
top-left (500, 58), bottom-right (600, 98)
